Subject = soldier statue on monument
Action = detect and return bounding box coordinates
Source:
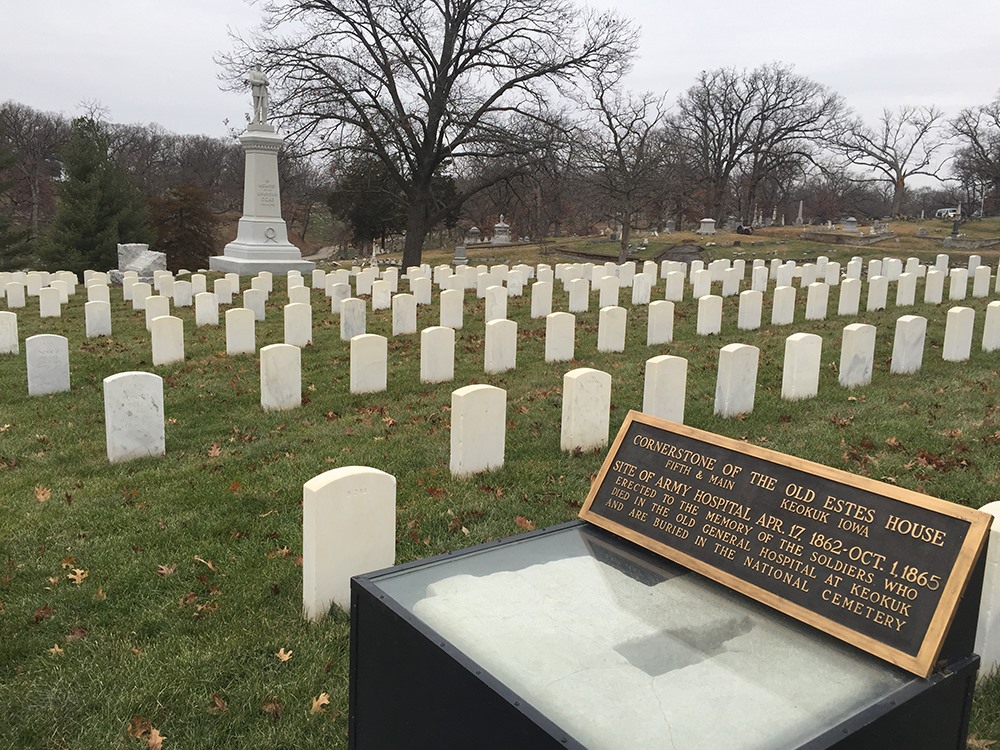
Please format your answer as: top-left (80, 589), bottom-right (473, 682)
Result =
top-left (249, 65), bottom-right (269, 125)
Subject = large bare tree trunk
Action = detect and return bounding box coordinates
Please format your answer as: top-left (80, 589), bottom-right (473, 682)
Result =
top-left (890, 177), bottom-right (905, 217)
top-left (618, 219), bottom-right (631, 264)
top-left (401, 201), bottom-right (429, 269)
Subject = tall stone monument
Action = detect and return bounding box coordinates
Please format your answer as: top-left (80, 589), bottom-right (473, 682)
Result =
top-left (210, 65), bottom-right (315, 275)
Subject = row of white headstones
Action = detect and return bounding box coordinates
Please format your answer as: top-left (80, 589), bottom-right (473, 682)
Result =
top-left (4, 256), bottom-right (1000, 668)
top-left (4, 253), bottom-right (1000, 400)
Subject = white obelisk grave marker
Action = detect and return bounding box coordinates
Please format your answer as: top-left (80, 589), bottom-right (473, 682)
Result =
top-left (210, 65), bottom-right (315, 275)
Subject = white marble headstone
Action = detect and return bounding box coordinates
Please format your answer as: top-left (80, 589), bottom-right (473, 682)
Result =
top-left (391, 293), bottom-right (417, 336)
top-left (26, 334), bottom-right (70, 395)
top-left (283, 302), bottom-right (313, 347)
top-left (647, 300), bottom-right (674, 345)
top-left (597, 306), bottom-right (627, 352)
top-left (643, 355), bottom-right (687, 423)
top-left (0, 310), bottom-right (18, 354)
top-left (150, 315), bottom-right (184, 365)
top-left (225, 307), bottom-right (256, 355)
top-left (890, 315), bottom-right (927, 374)
top-left (302, 466), bottom-right (396, 619)
top-left (561, 368), bottom-right (611, 451)
top-left (260, 343), bottom-right (301, 410)
top-left (839, 323), bottom-right (876, 388)
top-left (350, 334), bottom-right (387, 394)
top-left (85, 300), bottom-right (112, 338)
top-left (484, 319), bottom-right (517, 373)
top-left (439, 289), bottom-right (463, 330)
top-left (420, 326), bottom-right (455, 383)
top-left (714, 343), bottom-right (759, 417)
top-left (103, 371), bottom-right (165, 463)
top-left (545, 312), bottom-right (575, 362)
top-left (450, 384), bottom-right (506, 477)
top-left (781, 333), bottom-right (822, 401)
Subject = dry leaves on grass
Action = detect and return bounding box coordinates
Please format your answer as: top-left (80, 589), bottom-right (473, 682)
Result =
top-left (147, 728), bottom-right (165, 750)
top-left (968, 737), bottom-right (998, 749)
top-left (156, 563), bottom-right (177, 578)
top-left (193, 556), bottom-right (218, 574)
top-left (34, 485), bottom-right (51, 502)
top-left (208, 693), bottom-right (228, 714)
top-left (127, 716), bottom-right (165, 748)
top-left (33, 605), bottom-right (54, 623)
top-left (262, 697), bottom-right (283, 721)
top-left (68, 568), bottom-right (88, 585)
top-left (310, 692), bottom-right (330, 715)
top-left (275, 647), bottom-right (293, 663)
top-left (48, 643), bottom-right (63, 656)
top-left (514, 516), bottom-right (536, 531)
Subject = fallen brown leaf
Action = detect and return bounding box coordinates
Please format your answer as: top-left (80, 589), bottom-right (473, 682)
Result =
top-left (68, 568), bottom-right (88, 585)
top-left (262, 697), bottom-right (283, 721)
top-left (65, 626), bottom-right (88, 643)
top-left (127, 716), bottom-right (151, 739)
top-left (275, 647), bottom-right (293, 662)
top-left (967, 736), bottom-right (997, 749)
top-left (48, 643), bottom-right (64, 656)
top-left (208, 693), bottom-right (228, 714)
top-left (514, 516), bottom-right (536, 531)
top-left (147, 726), bottom-right (165, 750)
top-left (310, 692), bottom-right (331, 715)
top-left (34, 485), bottom-right (51, 502)
top-left (178, 591), bottom-right (198, 607)
top-left (194, 601), bottom-right (218, 617)
top-left (193, 556), bottom-right (218, 574)
top-left (33, 605), bottom-right (55, 623)
top-left (156, 563), bottom-right (177, 578)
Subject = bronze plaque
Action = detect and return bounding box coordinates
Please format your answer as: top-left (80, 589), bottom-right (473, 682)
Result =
top-left (579, 411), bottom-right (991, 677)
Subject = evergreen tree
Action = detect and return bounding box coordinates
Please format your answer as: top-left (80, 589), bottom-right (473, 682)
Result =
top-left (327, 156), bottom-right (407, 254)
top-left (150, 184), bottom-right (219, 272)
top-left (0, 123), bottom-right (31, 271)
top-left (43, 116), bottom-right (151, 275)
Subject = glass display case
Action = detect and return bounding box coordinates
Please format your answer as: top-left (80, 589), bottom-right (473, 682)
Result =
top-left (350, 521), bottom-right (980, 749)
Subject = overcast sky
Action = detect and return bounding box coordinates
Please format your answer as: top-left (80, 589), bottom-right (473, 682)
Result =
top-left (3, 0), bottom-right (998, 138)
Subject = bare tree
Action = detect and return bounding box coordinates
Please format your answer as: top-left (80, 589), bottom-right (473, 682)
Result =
top-left (672, 63), bottom-right (844, 221)
top-left (578, 79), bottom-right (667, 262)
top-left (458, 119), bottom-right (583, 239)
top-left (952, 96), bottom-right (1000, 212)
top-left (219, 0), bottom-right (635, 267)
top-left (108, 121), bottom-right (173, 197)
top-left (0, 102), bottom-right (68, 238)
top-left (832, 105), bottom-right (948, 217)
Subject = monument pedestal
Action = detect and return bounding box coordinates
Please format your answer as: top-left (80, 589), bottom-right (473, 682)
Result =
top-left (210, 125), bottom-right (314, 275)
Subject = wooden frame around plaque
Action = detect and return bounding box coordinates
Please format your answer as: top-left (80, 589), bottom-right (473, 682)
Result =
top-left (579, 411), bottom-right (991, 678)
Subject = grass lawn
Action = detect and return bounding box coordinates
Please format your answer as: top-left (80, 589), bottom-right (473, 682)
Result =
top-left (2, 229), bottom-right (1000, 748)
